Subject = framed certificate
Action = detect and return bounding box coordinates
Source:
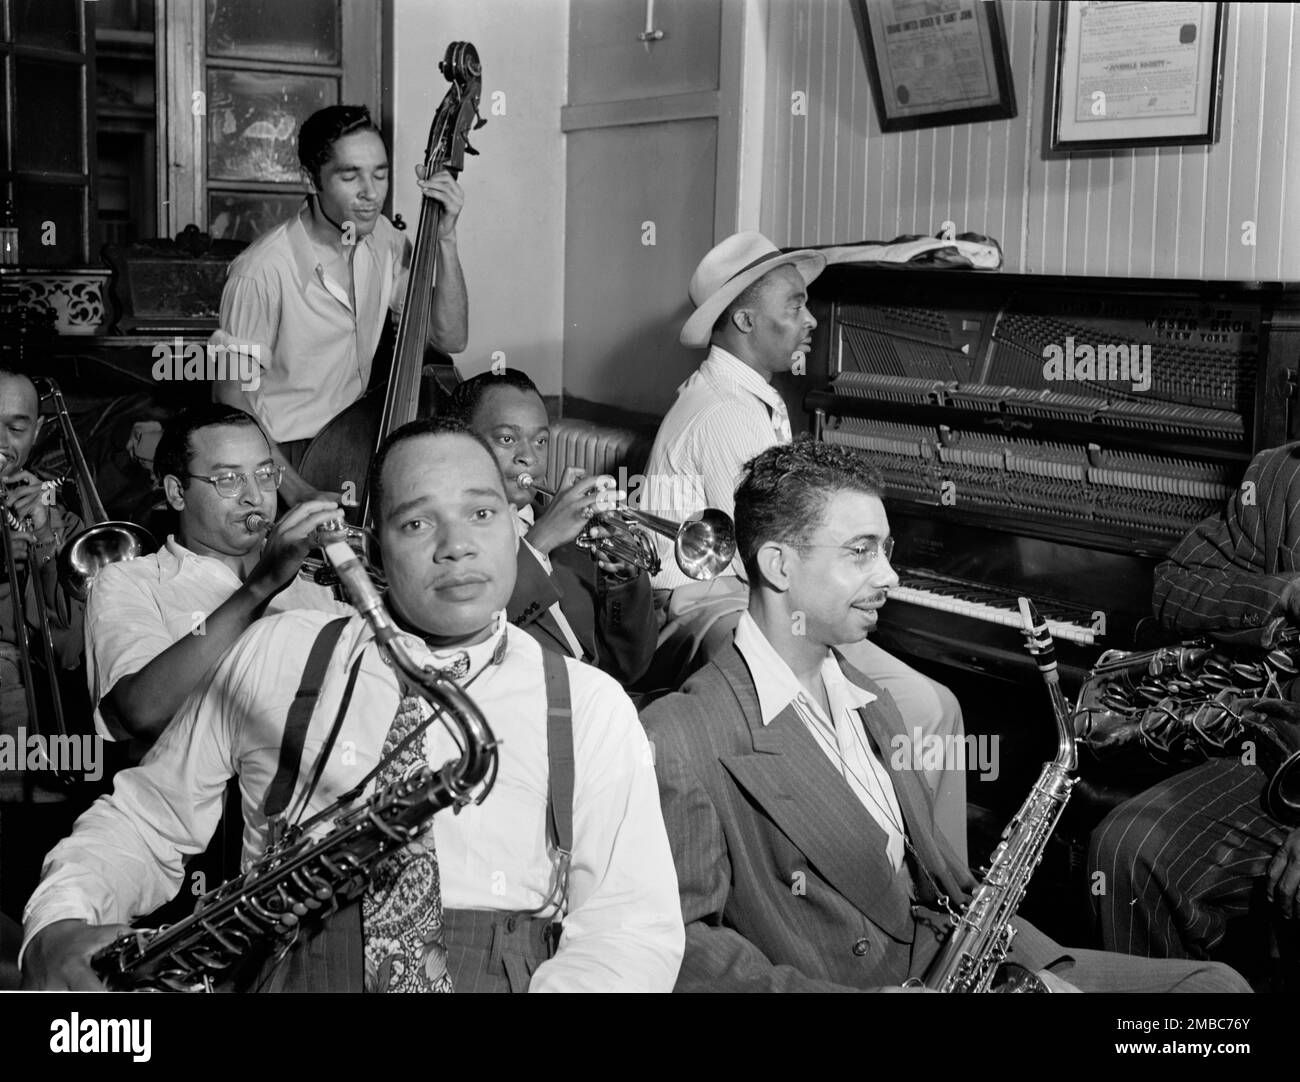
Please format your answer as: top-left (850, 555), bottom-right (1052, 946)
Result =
top-left (856, 0), bottom-right (1017, 133)
top-left (1051, 1), bottom-right (1226, 151)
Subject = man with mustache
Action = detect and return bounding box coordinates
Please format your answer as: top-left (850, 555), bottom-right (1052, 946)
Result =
top-left (84, 404), bottom-right (349, 746)
top-left (212, 104), bottom-right (469, 506)
top-left (22, 417), bottom-right (683, 992)
top-left (642, 232), bottom-right (969, 862)
top-left (641, 439), bottom-right (1247, 992)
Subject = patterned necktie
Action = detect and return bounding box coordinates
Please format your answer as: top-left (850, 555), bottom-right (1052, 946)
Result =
top-left (361, 650), bottom-right (469, 992)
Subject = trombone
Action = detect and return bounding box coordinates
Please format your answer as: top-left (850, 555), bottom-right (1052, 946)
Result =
top-left (517, 472), bottom-right (737, 581)
top-left (37, 379), bottom-right (156, 601)
top-left (1, 378), bottom-right (156, 779)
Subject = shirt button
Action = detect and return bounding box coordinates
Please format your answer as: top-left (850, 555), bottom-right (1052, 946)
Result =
top-left (852, 938), bottom-right (870, 956)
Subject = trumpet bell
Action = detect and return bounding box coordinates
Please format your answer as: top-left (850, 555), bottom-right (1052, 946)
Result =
top-left (673, 509), bottom-right (737, 581)
top-left (58, 520), bottom-right (156, 600)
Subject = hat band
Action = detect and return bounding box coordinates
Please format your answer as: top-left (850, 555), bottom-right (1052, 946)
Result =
top-left (722, 248), bottom-right (787, 285)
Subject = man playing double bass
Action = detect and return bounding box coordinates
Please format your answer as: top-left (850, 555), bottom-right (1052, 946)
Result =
top-left (212, 105), bottom-right (469, 507)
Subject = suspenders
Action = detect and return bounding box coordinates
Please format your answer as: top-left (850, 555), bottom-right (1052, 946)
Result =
top-left (263, 621), bottom-right (576, 919)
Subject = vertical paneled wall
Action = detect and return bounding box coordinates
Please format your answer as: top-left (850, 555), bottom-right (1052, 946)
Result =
top-left (760, 1), bottom-right (1300, 280)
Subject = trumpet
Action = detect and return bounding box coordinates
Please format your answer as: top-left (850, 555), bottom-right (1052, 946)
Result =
top-left (242, 511), bottom-right (387, 591)
top-left (517, 472), bottom-right (737, 581)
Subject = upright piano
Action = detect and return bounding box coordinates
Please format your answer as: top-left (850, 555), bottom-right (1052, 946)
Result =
top-left (802, 265), bottom-right (1300, 693)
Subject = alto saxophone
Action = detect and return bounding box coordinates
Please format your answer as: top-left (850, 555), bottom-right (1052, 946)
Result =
top-left (92, 537), bottom-right (498, 992)
top-left (912, 597), bottom-right (1077, 993)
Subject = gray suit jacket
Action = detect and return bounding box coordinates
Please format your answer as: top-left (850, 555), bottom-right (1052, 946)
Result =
top-left (641, 643), bottom-right (980, 992)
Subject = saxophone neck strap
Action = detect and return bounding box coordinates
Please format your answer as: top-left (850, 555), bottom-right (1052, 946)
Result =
top-left (261, 623), bottom-right (577, 892)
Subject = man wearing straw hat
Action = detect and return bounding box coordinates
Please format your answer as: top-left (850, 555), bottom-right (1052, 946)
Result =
top-left (641, 232), bottom-right (968, 863)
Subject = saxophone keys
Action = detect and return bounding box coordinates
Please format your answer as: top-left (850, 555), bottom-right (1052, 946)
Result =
top-left (1202, 658), bottom-right (1233, 679)
top-left (1266, 649), bottom-right (1299, 675)
top-left (1136, 682), bottom-right (1167, 703)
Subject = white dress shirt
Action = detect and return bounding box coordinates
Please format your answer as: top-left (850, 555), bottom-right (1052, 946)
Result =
top-left (211, 207), bottom-right (410, 442)
top-left (733, 613), bottom-right (906, 870)
top-left (83, 535), bottom-right (351, 740)
top-left (25, 614), bottom-right (683, 992)
top-left (644, 346), bottom-right (792, 590)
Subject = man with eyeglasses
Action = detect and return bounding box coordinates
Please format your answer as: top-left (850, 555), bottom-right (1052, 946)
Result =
top-left (641, 439), bottom-right (1247, 993)
top-left (84, 404), bottom-right (352, 746)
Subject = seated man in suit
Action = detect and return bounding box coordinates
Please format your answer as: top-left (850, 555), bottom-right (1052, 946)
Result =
top-left (1090, 440), bottom-right (1300, 963)
top-left (447, 370), bottom-right (656, 687)
top-left (642, 232), bottom-right (967, 862)
top-left (642, 437), bottom-right (1248, 992)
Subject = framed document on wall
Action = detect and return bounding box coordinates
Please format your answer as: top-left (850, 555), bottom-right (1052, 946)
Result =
top-left (1051, 1), bottom-right (1226, 150)
top-left (856, 0), bottom-right (1017, 132)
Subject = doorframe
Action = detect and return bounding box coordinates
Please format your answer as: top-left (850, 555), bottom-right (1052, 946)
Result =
top-left (559, 0), bottom-right (764, 243)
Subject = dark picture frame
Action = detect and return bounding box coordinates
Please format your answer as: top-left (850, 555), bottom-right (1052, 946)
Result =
top-left (1050, 1), bottom-right (1226, 151)
top-left (856, 0), bottom-right (1017, 133)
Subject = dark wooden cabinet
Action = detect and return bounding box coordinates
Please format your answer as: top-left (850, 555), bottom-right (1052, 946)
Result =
top-left (1, 0), bottom-right (382, 268)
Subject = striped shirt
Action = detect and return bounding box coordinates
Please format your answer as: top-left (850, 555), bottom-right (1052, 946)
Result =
top-left (1152, 440), bottom-right (1300, 644)
top-left (643, 346), bottom-right (791, 591)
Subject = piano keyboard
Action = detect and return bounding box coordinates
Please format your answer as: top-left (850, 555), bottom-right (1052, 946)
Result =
top-left (889, 570), bottom-right (1097, 646)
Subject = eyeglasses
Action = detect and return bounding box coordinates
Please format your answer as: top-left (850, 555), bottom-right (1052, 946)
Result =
top-left (184, 465), bottom-right (284, 499)
top-left (799, 536), bottom-right (895, 570)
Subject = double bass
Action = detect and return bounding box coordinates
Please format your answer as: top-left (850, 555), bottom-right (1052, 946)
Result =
top-left (297, 41), bottom-right (485, 526)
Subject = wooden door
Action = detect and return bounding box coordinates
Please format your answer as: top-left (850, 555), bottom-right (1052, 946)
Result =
top-left (562, 0), bottom-right (744, 418)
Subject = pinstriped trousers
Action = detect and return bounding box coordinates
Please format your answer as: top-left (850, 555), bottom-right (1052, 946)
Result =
top-left (1088, 758), bottom-right (1289, 959)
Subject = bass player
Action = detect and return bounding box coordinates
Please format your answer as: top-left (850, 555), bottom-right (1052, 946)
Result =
top-left (211, 104), bottom-right (469, 507)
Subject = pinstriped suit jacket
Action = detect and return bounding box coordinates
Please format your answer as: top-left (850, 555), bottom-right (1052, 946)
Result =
top-left (640, 644), bottom-right (981, 992)
top-left (1153, 441), bottom-right (1300, 646)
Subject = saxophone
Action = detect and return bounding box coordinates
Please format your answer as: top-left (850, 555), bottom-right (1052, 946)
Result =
top-left (92, 537), bottom-right (499, 992)
top-left (912, 598), bottom-right (1077, 993)
top-left (1074, 633), bottom-right (1300, 824)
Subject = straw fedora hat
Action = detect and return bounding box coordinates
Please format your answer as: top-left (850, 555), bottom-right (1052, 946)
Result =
top-left (680, 232), bottom-right (827, 348)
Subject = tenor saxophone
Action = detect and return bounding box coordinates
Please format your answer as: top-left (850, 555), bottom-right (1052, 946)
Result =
top-left (92, 538), bottom-right (498, 992)
top-left (912, 597), bottom-right (1077, 993)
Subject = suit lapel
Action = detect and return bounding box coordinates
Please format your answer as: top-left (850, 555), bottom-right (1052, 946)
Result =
top-left (712, 646), bottom-right (915, 941)
top-left (836, 651), bottom-right (966, 903)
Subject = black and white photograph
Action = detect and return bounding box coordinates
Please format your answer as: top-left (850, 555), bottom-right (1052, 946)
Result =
top-left (0, 0), bottom-right (1296, 1053)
